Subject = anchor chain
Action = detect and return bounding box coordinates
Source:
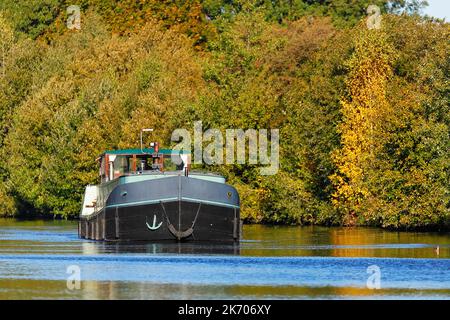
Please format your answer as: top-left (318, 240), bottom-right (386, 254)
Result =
top-left (159, 201), bottom-right (202, 240)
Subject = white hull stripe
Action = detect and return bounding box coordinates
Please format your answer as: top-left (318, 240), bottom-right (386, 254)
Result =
top-left (105, 197), bottom-right (239, 210)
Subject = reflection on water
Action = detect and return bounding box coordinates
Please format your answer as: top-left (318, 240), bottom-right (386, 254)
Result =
top-left (242, 225), bottom-right (450, 258)
top-left (0, 219), bottom-right (449, 299)
top-left (81, 241), bottom-right (241, 255)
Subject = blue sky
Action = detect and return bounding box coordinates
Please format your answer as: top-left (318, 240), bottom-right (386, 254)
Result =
top-left (423, 0), bottom-right (449, 20)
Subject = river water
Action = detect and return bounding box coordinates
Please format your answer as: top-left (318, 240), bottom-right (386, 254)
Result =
top-left (0, 219), bottom-right (449, 299)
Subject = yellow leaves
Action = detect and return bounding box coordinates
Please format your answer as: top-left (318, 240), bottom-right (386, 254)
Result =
top-left (0, 12), bottom-right (14, 77)
top-left (234, 181), bottom-right (265, 223)
top-left (331, 25), bottom-right (396, 224)
top-left (0, 12), bottom-right (14, 45)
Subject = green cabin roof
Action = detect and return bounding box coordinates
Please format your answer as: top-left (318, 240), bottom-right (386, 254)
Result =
top-left (103, 148), bottom-right (189, 156)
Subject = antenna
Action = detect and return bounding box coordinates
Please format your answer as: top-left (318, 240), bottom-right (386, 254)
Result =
top-left (140, 128), bottom-right (154, 154)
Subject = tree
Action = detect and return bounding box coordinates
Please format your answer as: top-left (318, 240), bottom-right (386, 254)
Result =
top-left (362, 15), bottom-right (450, 229)
top-left (0, 0), bottom-right (63, 39)
top-left (3, 16), bottom-right (203, 218)
top-left (330, 24), bottom-right (395, 225)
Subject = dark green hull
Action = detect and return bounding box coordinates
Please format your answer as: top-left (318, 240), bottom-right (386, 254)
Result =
top-left (79, 175), bottom-right (241, 242)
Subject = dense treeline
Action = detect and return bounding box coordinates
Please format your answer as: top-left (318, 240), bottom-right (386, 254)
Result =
top-left (0, 1), bottom-right (448, 230)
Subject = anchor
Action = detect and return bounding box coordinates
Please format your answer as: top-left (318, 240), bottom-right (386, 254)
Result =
top-left (146, 214), bottom-right (163, 231)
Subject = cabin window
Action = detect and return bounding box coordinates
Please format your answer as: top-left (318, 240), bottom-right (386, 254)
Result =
top-left (129, 155), bottom-right (136, 172)
top-left (113, 155), bottom-right (129, 177)
top-left (100, 156), bottom-right (107, 180)
top-left (98, 151), bottom-right (188, 179)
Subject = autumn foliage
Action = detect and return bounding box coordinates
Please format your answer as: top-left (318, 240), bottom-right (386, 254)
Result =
top-left (0, 1), bottom-right (448, 230)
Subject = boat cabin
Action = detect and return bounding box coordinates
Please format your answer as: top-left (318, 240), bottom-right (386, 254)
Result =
top-left (98, 147), bottom-right (191, 183)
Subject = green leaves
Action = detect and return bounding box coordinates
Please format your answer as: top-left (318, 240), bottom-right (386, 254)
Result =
top-left (0, 15), bottom-right (204, 218)
top-left (0, 3), bottom-right (447, 230)
top-left (0, 0), bottom-right (64, 39)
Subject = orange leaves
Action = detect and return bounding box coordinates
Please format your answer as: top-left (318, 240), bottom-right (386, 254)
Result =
top-left (82, 0), bottom-right (215, 48)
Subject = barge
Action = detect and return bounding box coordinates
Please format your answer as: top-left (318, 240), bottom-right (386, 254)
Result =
top-left (78, 132), bottom-right (241, 242)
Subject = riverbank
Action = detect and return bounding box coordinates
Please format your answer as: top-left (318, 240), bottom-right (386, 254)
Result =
top-left (1, 216), bottom-right (449, 233)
